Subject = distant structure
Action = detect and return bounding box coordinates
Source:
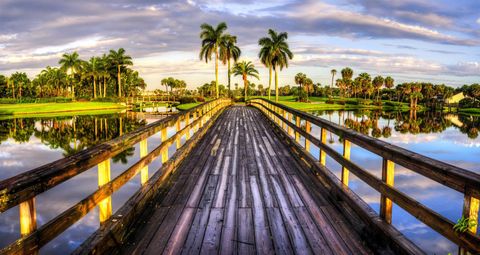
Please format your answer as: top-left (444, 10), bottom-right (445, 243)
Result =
top-left (445, 92), bottom-right (466, 104)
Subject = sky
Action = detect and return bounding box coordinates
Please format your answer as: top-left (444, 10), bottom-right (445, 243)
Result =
top-left (0, 0), bottom-right (479, 90)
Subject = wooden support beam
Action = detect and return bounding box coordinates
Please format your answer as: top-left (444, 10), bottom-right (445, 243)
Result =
top-left (463, 191), bottom-right (479, 234)
top-left (140, 139), bottom-right (148, 185)
top-left (19, 198), bottom-right (36, 237)
top-left (98, 159), bottom-right (112, 223)
top-left (176, 118), bottom-right (181, 149)
top-left (161, 127), bottom-right (168, 163)
top-left (295, 116), bottom-right (301, 142)
top-left (320, 128), bottom-right (327, 166)
top-left (380, 159), bottom-right (395, 224)
top-left (341, 139), bottom-right (351, 186)
top-left (305, 121), bottom-right (311, 152)
top-left (185, 114), bottom-right (191, 140)
top-left (282, 110), bottom-right (287, 130)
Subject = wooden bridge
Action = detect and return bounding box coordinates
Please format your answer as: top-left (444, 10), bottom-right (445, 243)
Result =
top-left (0, 98), bottom-right (479, 254)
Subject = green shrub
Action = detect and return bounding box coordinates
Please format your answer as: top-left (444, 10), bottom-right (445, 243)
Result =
top-left (0, 97), bottom-right (73, 104)
top-left (345, 99), bottom-right (359, 105)
top-left (373, 101), bottom-right (382, 106)
top-left (234, 97), bottom-right (245, 103)
top-left (336, 100), bottom-right (346, 105)
top-left (358, 99), bottom-right (371, 105)
top-left (459, 98), bottom-right (480, 108)
top-left (179, 96), bottom-right (197, 104)
top-left (92, 97), bottom-right (120, 103)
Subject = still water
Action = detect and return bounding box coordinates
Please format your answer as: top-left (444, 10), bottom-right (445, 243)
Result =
top-left (0, 109), bottom-right (479, 254)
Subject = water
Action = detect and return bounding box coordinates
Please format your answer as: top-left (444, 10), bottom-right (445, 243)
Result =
top-left (0, 109), bottom-right (479, 254)
top-left (306, 109), bottom-right (480, 254)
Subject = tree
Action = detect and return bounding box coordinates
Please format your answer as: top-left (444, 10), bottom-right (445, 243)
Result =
top-left (59, 51), bottom-right (82, 99)
top-left (341, 67), bottom-right (353, 97)
top-left (259, 36), bottom-right (273, 100)
top-left (232, 61), bottom-right (259, 101)
top-left (219, 34), bottom-right (241, 95)
top-left (199, 22), bottom-right (229, 99)
top-left (330, 69), bottom-right (337, 97)
top-left (465, 84), bottom-right (480, 103)
top-left (294, 73), bottom-right (307, 101)
top-left (108, 48), bottom-right (133, 97)
top-left (258, 29), bottom-right (293, 102)
top-left (357, 73), bottom-right (372, 99)
top-left (82, 57), bottom-right (101, 98)
top-left (372, 75), bottom-right (384, 101)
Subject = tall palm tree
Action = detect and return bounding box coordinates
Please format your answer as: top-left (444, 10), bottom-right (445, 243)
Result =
top-left (59, 51), bottom-right (82, 99)
top-left (83, 57), bottom-right (101, 98)
top-left (232, 61), bottom-right (259, 101)
top-left (258, 29), bottom-right (293, 102)
top-left (259, 38), bottom-right (273, 100)
top-left (294, 72), bottom-right (307, 101)
top-left (108, 48), bottom-right (133, 97)
top-left (341, 67), bottom-right (354, 97)
top-left (330, 69), bottom-right (337, 97)
top-left (199, 22), bottom-right (229, 99)
top-left (372, 75), bottom-right (384, 101)
top-left (219, 34), bottom-right (241, 95)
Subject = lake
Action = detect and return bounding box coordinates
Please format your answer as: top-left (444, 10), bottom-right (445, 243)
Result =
top-left (0, 108), bottom-right (479, 254)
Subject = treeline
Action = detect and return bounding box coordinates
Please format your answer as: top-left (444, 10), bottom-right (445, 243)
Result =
top-left (0, 48), bottom-right (146, 102)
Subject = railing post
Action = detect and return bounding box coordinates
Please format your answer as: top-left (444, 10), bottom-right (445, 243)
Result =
top-left (288, 113), bottom-right (294, 137)
top-left (320, 128), bottom-right (327, 166)
top-left (140, 139), bottom-right (148, 184)
top-left (341, 139), bottom-right (351, 186)
top-left (282, 109), bottom-right (287, 130)
top-left (185, 113), bottom-right (191, 140)
top-left (305, 121), bottom-right (311, 152)
top-left (193, 111), bottom-right (198, 132)
top-left (19, 198), bottom-right (36, 237)
top-left (462, 189), bottom-right (479, 234)
top-left (295, 116), bottom-right (301, 143)
top-left (98, 159), bottom-right (112, 223)
top-left (380, 159), bottom-right (395, 224)
top-left (176, 118), bottom-right (181, 149)
top-left (161, 127), bottom-right (168, 163)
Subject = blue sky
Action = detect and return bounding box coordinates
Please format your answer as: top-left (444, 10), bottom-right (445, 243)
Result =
top-left (0, 0), bottom-right (479, 89)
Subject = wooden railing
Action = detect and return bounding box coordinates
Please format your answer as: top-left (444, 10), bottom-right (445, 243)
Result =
top-left (0, 98), bottom-right (232, 254)
top-left (249, 98), bottom-right (480, 253)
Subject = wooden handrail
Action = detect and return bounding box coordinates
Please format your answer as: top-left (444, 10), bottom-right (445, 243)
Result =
top-left (0, 98), bottom-right (232, 254)
top-left (250, 98), bottom-right (480, 253)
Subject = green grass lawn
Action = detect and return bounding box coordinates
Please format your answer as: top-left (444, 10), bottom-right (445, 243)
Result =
top-left (250, 96), bottom-right (411, 111)
top-left (176, 102), bottom-right (201, 111)
top-left (0, 102), bottom-right (125, 116)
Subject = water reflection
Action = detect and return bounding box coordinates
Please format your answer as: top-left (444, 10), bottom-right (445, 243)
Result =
top-left (308, 109), bottom-right (480, 254)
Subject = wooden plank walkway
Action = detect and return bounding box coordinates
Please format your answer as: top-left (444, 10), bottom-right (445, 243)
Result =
top-left (120, 106), bottom-right (373, 255)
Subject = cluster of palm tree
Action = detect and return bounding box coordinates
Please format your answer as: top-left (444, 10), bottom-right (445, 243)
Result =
top-left (0, 48), bottom-right (144, 100)
top-left (199, 23), bottom-right (293, 102)
top-left (294, 73), bottom-right (313, 101)
top-left (160, 77), bottom-right (187, 101)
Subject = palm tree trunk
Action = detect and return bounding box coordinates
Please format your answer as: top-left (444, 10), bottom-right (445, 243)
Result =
top-left (331, 74), bottom-right (334, 97)
top-left (215, 47), bottom-right (219, 99)
top-left (104, 77), bottom-right (107, 97)
top-left (117, 65), bottom-right (121, 97)
top-left (268, 66), bottom-right (272, 100)
top-left (93, 78), bottom-right (97, 98)
top-left (275, 66), bottom-right (279, 102)
top-left (228, 59), bottom-right (231, 96)
top-left (244, 74), bottom-right (247, 101)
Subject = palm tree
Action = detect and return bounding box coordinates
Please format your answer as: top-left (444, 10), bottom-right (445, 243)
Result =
top-left (232, 61), bottom-right (259, 101)
top-left (59, 52), bottom-right (82, 99)
top-left (108, 48), bottom-right (133, 97)
top-left (259, 38), bottom-right (273, 100)
top-left (219, 34), bottom-right (241, 95)
top-left (294, 72), bottom-right (307, 101)
top-left (341, 67), bottom-right (354, 97)
top-left (384, 76), bottom-right (394, 100)
top-left (258, 29), bottom-right (293, 102)
top-left (372, 75), bottom-right (384, 101)
top-left (199, 22), bottom-right (229, 99)
top-left (330, 69), bottom-right (337, 97)
top-left (83, 57), bottom-right (101, 98)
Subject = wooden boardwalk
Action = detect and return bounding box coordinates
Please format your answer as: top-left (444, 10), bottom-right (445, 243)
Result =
top-left (121, 106), bottom-right (372, 255)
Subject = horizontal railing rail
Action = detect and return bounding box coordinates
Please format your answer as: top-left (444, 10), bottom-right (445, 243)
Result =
top-left (249, 98), bottom-right (480, 253)
top-left (0, 98), bottom-right (232, 254)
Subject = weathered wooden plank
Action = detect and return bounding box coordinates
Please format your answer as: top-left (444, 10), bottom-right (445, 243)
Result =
top-left (249, 175), bottom-right (274, 254)
top-left (237, 208), bottom-right (255, 255)
top-left (220, 175), bottom-right (237, 254)
top-left (200, 208), bottom-right (224, 254)
top-left (266, 207), bottom-right (293, 254)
